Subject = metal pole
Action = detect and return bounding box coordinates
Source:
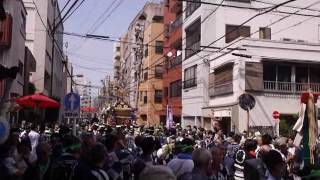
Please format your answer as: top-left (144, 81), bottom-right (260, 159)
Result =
top-left (50, 3), bottom-right (56, 96)
top-left (73, 118), bottom-right (76, 136)
top-left (247, 110), bottom-right (250, 133)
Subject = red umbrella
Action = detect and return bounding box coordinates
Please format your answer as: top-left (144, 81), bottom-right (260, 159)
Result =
top-left (15, 93), bottom-right (60, 108)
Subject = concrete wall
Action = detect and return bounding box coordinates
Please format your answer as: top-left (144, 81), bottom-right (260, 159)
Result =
top-left (23, 0), bottom-right (64, 98)
top-left (0, 0), bottom-right (27, 96)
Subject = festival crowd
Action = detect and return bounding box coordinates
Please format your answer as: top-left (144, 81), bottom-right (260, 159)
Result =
top-left (0, 122), bottom-right (317, 180)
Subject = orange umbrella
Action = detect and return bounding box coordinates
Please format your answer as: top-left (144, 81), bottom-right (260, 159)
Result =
top-left (15, 93), bottom-right (60, 108)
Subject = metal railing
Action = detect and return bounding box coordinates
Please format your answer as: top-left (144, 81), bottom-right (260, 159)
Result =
top-left (183, 78), bottom-right (197, 89)
top-left (185, 41), bottom-right (200, 59)
top-left (170, 15), bottom-right (182, 33)
top-left (264, 81), bottom-right (320, 93)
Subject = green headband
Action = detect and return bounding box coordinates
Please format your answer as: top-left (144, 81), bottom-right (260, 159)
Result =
top-left (63, 143), bottom-right (81, 152)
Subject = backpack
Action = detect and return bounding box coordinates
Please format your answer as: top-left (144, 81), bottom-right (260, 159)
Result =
top-left (48, 155), bottom-right (78, 180)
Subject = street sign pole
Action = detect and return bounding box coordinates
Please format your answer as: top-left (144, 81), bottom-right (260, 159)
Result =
top-left (247, 110), bottom-right (250, 133)
top-left (73, 118), bottom-right (76, 136)
top-left (64, 92), bottom-right (80, 135)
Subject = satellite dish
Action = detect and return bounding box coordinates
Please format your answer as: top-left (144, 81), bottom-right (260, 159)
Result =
top-left (239, 93), bottom-right (255, 111)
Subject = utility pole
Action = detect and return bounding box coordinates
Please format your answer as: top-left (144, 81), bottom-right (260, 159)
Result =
top-left (50, 2), bottom-right (56, 97)
top-left (134, 22), bottom-right (145, 109)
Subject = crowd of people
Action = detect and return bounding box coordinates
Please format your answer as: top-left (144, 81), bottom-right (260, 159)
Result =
top-left (0, 122), bottom-right (317, 180)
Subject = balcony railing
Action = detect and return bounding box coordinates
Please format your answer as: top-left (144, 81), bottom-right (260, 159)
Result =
top-left (170, 15), bottom-right (182, 33)
top-left (185, 41), bottom-right (200, 59)
top-left (209, 82), bottom-right (233, 97)
top-left (167, 55), bottom-right (182, 69)
top-left (183, 78), bottom-right (197, 89)
top-left (264, 81), bottom-right (320, 93)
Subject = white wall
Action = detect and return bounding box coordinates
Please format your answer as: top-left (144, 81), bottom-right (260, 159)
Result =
top-left (24, 0), bottom-right (64, 97)
top-left (0, 0), bottom-right (27, 96)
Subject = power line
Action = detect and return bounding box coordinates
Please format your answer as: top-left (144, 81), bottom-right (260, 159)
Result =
top-left (56, 0), bottom-right (80, 29)
top-left (208, 0), bottom-right (320, 63)
top-left (60, 0), bottom-right (73, 14)
top-left (32, 0), bottom-right (75, 84)
top-left (62, 0), bottom-right (85, 23)
top-left (197, 0), bottom-right (296, 58)
top-left (253, 0), bottom-right (320, 13)
top-left (69, 0), bottom-right (120, 52)
top-left (87, 0), bottom-right (118, 33)
top-left (90, 0), bottom-right (124, 33)
top-left (178, 0), bottom-right (320, 71)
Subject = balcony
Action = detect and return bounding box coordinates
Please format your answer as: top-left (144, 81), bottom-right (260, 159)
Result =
top-left (209, 82), bottom-right (233, 97)
top-left (170, 55), bottom-right (182, 69)
top-left (169, 15), bottom-right (182, 33)
top-left (185, 41), bottom-right (200, 59)
top-left (186, 0), bottom-right (201, 18)
top-left (264, 81), bottom-right (320, 93)
top-left (183, 78), bottom-right (196, 89)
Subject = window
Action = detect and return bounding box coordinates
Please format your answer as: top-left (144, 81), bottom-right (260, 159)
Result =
top-left (143, 91), bottom-right (147, 104)
top-left (212, 63), bottom-right (234, 96)
top-left (144, 46), bottom-right (148, 57)
top-left (116, 47), bottom-right (120, 52)
top-left (154, 90), bottom-right (163, 103)
top-left (186, 0), bottom-right (200, 18)
top-left (155, 41), bottom-right (164, 54)
top-left (185, 19), bottom-right (201, 59)
top-left (170, 80), bottom-right (182, 97)
top-left (225, 25), bottom-right (250, 43)
top-left (259, 27), bottom-right (271, 40)
top-left (139, 91), bottom-right (143, 102)
top-left (18, 61), bottom-right (23, 75)
top-left (155, 65), bottom-right (163, 78)
top-left (184, 65), bottom-right (197, 89)
top-left (144, 71), bottom-right (148, 81)
top-left (141, 115), bottom-right (147, 121)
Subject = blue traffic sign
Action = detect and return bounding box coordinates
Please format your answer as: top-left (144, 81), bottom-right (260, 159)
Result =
top-left (64, 92), bottom-right (80, 111)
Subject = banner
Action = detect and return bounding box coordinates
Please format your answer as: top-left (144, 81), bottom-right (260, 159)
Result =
top-left (166, 105), bottom-right (173, 129)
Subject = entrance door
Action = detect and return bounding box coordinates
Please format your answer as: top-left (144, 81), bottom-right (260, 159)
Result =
top-left (219, 117), bottom-right (231, 134)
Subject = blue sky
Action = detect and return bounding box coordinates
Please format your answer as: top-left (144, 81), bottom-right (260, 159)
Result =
top-left (58, 0), bottom-right (154, 93)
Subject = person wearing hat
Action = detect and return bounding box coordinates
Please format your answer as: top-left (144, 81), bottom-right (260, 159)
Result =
top-left (167, 138), bottom-right (194, 179)
top-left (47, 135), bottom-right (81, 180)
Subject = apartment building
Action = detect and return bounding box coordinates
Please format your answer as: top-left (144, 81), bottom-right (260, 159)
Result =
top-left (162, 0), bottom-right (183, 125)
top-left (138, 14), bottom-right (164, 125)
top-left (119, 2), bottom-right (163, 109)
top-left (182, 0), bottom-right (320, 133)
top-left (23, 0), bottom-right (65, 99)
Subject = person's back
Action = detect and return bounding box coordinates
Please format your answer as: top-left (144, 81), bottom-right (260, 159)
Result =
top-left (168, 138), bottom-right (194, 178)
top-left (179, 148), bottom-right (212, 180)
top-left (47, 135), bottom-right (81, 180)
top-left (73, 143), bottom-right (109, 180)
top-left (167, 155), bottom-right (194, 178)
